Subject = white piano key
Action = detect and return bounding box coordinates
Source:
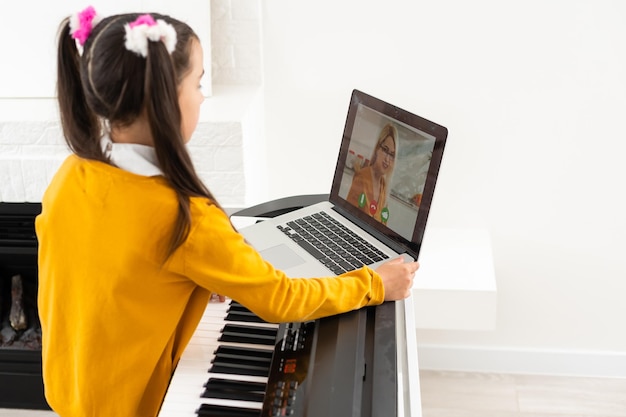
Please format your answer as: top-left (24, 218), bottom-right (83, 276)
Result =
top-left (192, 397), bottom-right (263, 411)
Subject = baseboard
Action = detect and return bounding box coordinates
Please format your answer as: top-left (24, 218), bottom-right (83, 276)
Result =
top-left (416, 344), bottom-right (626, 378)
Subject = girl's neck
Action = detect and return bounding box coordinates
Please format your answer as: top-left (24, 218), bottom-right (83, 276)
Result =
top-left (110, 116), bottom-right (154, 146)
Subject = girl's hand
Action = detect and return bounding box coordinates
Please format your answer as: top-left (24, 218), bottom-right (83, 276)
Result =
top-left (374, 257), bottom-right (419, 301)
top-left (210, 293), bottom-right (226, 303)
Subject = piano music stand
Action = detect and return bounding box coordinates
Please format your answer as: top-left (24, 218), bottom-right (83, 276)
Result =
top-left (229, 194), bottom-right (329, 219)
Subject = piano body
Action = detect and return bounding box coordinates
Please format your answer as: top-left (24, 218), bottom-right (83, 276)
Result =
top-left (158, 295), bottom-right (421, 417)
top-left (160, 197), bottom-right (422, 416)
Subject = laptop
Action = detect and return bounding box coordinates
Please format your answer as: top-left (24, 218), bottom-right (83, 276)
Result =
top-left (238, 89), bottom-right (448, 277)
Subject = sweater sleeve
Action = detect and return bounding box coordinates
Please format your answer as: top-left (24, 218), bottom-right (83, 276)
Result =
top-left (171, 201), bottom-right (385, 323)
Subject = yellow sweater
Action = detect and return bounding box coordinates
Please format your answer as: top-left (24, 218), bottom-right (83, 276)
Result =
top-left (36, 155), bottom-right (384, 417)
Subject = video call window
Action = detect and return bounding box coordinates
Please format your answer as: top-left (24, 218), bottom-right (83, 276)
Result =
top-left (338, 104), bottom-right (436, 241)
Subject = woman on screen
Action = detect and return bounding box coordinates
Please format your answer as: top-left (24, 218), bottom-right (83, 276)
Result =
top-left (346, 123), bottom-right (397, 224)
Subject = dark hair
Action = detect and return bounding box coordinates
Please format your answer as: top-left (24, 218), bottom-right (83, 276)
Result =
top-left (57, 13), bottom-right (220, 258)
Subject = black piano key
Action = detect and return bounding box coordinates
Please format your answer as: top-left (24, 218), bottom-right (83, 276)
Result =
top-left (213, 345), bottom-right (274, 364)
top-left (196, 403), bottom-right (260, 417)
top-left (220, 323), bottom-right (277, 336)
top-left (204, 377), bottom-right (267, 393)
top-left (218, 324), bottom-right (278, 345)
top-left (209, 358), bottom-right (271, 377)
top-left (211, 352), bottom-right (272, 369)
top-left (228, 301), bottom-right (251, 312)
top-left (202, 378), bottom-right (266, 402)
top-left (228, 302), bottom-right (271, 322)
top-left (225, 311), bottom-right (267, 323)
top-left (214, 344), bottom-right (274, 356)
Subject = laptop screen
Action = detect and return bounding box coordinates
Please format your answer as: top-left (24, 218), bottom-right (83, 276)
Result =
top-left (330, 90), bottom-right (447, 258)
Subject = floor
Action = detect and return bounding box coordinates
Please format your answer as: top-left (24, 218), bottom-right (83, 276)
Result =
top-left (1, 371), bottom-right (625, 416)
top-left (419, 370), bottom-right (626, 417)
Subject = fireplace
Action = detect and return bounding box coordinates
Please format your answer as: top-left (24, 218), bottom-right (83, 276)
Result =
top-left (0, 202), bottom-right (50, 410)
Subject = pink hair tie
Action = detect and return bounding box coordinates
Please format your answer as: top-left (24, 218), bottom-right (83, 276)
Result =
top-left (129, 14), bottom-right (157, 29)
top-left (69, 6), bottom-right (102, 47)
top-left (124, 14), bottom-right (177, 58)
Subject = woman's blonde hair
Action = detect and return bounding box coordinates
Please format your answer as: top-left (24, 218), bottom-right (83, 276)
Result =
top-left (369, 123), bottom-right (398, 172)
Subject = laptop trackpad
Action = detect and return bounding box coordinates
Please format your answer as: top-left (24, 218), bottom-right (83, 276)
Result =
top-left (260, 244), bottom-right (306, 270)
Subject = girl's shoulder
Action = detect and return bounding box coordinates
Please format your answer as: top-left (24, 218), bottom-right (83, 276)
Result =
top-left (188, 197), bottom-right (229, 224)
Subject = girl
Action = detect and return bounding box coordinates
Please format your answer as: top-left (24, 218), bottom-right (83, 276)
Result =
top-left (36, 7), bottom-right (418, 416)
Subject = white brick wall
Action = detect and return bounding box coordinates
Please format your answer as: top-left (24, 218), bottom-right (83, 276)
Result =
top-left (0, 120), bottom-right (250, 206)
top-left (211, 0), bottom-right (262, 85)
top-left (0, 122), bottom-right (67, 202)
top-left (0, 0), bottom-right (263, 208)
top-left (189, 121), bottom-right (247, 207)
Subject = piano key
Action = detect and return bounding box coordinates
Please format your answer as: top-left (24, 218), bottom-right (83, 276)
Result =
top-left (196, 396), bottom-right (263, 412)
top-left (228, 302), bottom-right (276, 322)
top-left (225, 310), bottom-right (268, 323)
top-left (227, 301), bottom-right (252, 312)
top-left (227, 304), bottom-right (277, 325)
top-left (202, 378), bottom-right (266, 402)
top-left (218, 324), bottom-right (278, 345)
top-left (209, 358), bottom-right (271, 377)
top-left (196, 403), bottom-right (261, 417)
top-left (213, 345), bottom-right (274, 361)
top-left (158, 300), bottom-right (276, 416)
top-left (212, 346), bottom-right (273, 367)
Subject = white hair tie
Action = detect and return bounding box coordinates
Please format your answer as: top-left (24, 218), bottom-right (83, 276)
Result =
top-left (124, 14), bottom-right (177, 57)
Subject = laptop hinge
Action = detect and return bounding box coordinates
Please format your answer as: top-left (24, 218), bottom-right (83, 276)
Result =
top-left (331, 205), bottom-right (413, 258)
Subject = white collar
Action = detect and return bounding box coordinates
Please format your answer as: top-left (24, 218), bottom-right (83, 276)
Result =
top-left (101, 135), bottom-right (163, 177)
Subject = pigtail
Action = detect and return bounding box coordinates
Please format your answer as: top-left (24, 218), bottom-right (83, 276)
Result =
top-left (144, 39), bottom-right (220, 257)
top-left (56, 19), bottom-right (105, 161)
top-left (145, 41), bottom-right (192, 256)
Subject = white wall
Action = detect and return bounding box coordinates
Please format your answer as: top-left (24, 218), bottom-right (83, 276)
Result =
top-left (261, 0), bottom-right (626, 375)
top-left (0, 0), bottom-right (212, 98)
top-left (3, 0), bottom-right (624, 377)
top-left (0, 0), bottom-right (262, 207)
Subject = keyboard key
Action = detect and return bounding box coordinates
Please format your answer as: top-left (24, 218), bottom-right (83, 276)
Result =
top-left (277, 211), bottom-right (390, 275)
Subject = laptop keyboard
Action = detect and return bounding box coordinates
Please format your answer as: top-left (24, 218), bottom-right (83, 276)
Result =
top-left (277, 211), bottom-right (389, 274)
